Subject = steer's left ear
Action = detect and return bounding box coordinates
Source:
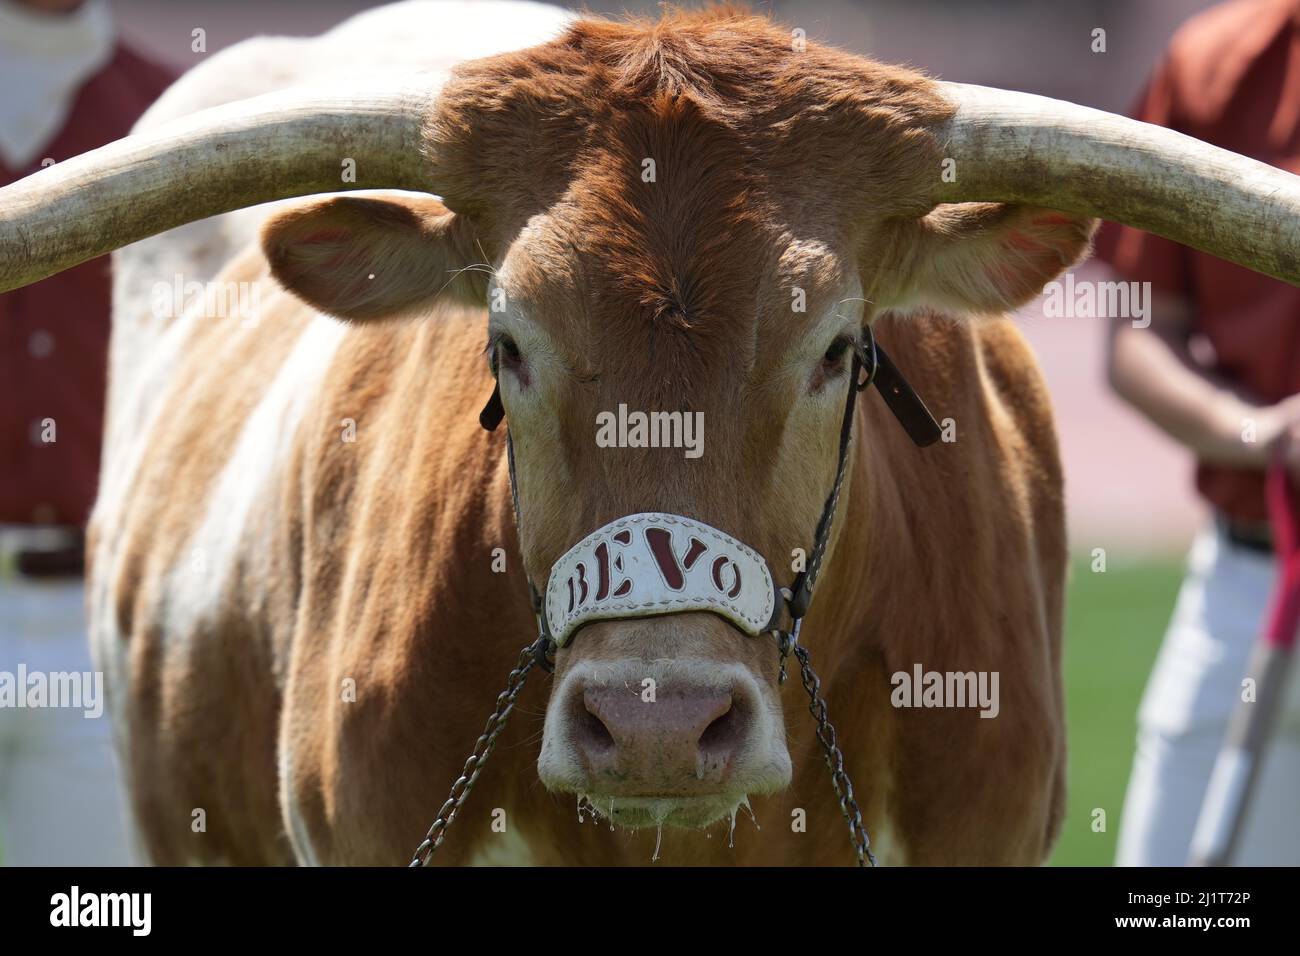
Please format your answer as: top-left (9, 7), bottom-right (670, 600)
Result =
top-left (262, 194), bottom-right (484, 320)
top-left (873, 202), bottom-right (1096, 317)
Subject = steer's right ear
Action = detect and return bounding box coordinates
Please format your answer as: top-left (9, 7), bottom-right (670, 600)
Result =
top-left (871, 202), bottom-right (1096, 318)
top-left (261, 194), bottom-right (485, 320)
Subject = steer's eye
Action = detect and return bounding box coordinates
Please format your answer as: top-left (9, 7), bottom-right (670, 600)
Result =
top-left (810, 334), bottom-right (855, 394)
top-left (499, 334), bottom-right (522, 364)
top-left (490, 332), bottom-right (523, 377)
top-left (821, 335), bottom-right (852, 370)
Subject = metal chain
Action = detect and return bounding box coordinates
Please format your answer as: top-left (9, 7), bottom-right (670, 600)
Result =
top-left (780, 629), bottom-right (878, 867)
top-left (408, 635), bottom-right (552, 866)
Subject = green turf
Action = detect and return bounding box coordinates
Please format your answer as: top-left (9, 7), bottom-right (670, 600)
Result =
top-left (1048, 553), bottom-right (1185, 866)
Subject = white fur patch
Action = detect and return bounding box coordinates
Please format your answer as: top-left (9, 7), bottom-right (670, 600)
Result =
top-left (163, 316), bottom-right (347, 638)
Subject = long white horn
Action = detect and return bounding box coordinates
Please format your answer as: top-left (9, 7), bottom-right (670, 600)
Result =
top-left (0, 78), bottom-right (440, 293)
top-left (933, 82), bottom-right (1300, 286)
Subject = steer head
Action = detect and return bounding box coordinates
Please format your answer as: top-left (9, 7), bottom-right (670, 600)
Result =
top-left (258, 11), bottom-right (1093, 829)
top-left (4, 6), bottom-right (1298, 837)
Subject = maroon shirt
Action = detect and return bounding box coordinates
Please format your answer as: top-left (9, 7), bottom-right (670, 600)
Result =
top-left (1095, 0), bottom-right (1300, 524)
top-left (0, 45), bottom-right (175, 527)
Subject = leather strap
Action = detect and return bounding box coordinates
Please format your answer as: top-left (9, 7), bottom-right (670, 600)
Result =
top-left (873, 344), bottom-right (942, 448)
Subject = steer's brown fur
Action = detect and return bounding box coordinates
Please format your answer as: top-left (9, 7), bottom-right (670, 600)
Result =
top-left (96, 7), bottom-right (1084, 865)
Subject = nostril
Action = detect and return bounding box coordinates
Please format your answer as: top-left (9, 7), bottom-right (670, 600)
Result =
top-left (576, 698), bottom-right (616, 754)
top-left (698, 695), bottom-right (744, 759)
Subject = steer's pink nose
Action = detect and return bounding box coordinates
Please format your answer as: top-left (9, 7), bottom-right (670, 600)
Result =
top-left (573, 682), bottom-right (746, 791)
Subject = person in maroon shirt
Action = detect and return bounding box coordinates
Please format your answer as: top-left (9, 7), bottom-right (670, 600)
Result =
top-left (1098, 0), bottom-right (1300, 865)
top-left (1, 1), bottom-right (174, 527)
top-left (0, 0), bottom-right (174, 865)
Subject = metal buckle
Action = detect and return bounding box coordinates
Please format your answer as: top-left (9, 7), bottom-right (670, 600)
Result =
top-left (775, 616), bottom-right (802, 685)
top-left (853, 324), bottom-right (879, 393)
top-left (531, 632), bottom-right (556, 673)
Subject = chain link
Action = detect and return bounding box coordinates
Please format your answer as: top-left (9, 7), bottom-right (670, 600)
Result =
top-left (408, 636), bottom-right (552, 867)
top-left (780, 629), bottom-right (877, 867)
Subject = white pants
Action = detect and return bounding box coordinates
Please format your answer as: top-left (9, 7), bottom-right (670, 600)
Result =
top-left (0, 577), bottom-right (135, 865)
top-left (1116, 525), bottom-right (1300, 865)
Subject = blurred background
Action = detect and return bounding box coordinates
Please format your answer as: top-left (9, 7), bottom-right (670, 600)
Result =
top-left (1, 0), bottom-right (1249, 866)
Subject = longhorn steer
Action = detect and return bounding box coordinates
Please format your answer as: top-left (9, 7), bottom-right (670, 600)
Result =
top-left (3, 1), bottom-right (1300, 866)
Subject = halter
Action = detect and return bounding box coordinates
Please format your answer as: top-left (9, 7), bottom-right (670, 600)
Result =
top-left (411, 323), bottom-right (939, 867)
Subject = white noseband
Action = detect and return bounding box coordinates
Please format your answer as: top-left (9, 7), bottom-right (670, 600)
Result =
top-left (544, 512), bottom-right (778, 646)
